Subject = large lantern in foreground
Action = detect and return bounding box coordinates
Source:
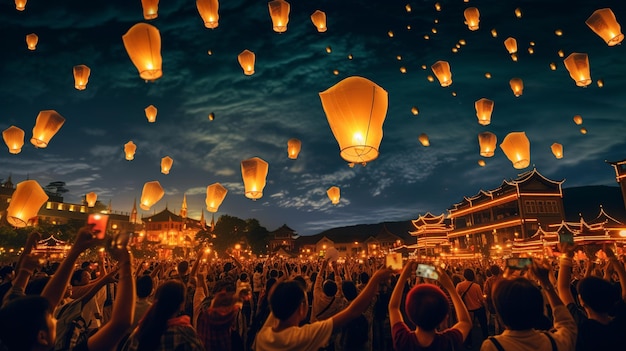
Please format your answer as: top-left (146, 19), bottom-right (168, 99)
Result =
top-left (268, 0), bottom-right (290, 33)
top-left (86, 192), bottom-right (97, 207)
top-left (586, 8), bottom-right (623, 46)
top-left (31, 110), bottom-right (65, 148)
top-left (124, 141), bottom-right (137, 160)
top-left (551, 143), bottom-right (563, 159)
top-left (241, 157), bottom-right (269, 200)
top-left (319, 76), bottom-right (388, 165)
top-left (564, 53), bottom-right (591, 87)
top-left (287, 138), bottom-right (301, 159)
top-left (7, 180), bottom-right (48, 227)
top-left (500, 132), bottom-right (530, 169)
top-left (509, 78), bottom-right (524, 97)
top-left (238, 50), bottom-right (256, 75)
top-left (197, 0), bottom-right (219, 29)
top-left (3, 126), bottom-right (25, 154)
top-left (145, 105), bottom-right (157, 122)
top-left (478, 132), bottom-right (497, 157)
top-left (431, 61), bottom-right (452, 87)
top-left (15, 0), bottom-right (26, 11)
top-left (327, 186), bottom-right (340, 205)
top-left (504, 37), bottom-right (517, 54)
top-left (310, 10), bottom-right (327, 32)
top-left (206, 182), bottom-right (228, 212)
top-left (26, 33), bottom-right (38, 50)
top-left (122, 23), bottom-right (162, 81)
top-left (464, 7), bottom-right (480, 31)
top-left (160, 156), bottom-right (173, 174)
top-left (141, 0), bottom-right (159, 20)
top-left (140, 181), bottom-right (164, 210)
top-left (475, 98), bottom-right (494, 126)
top-left (73, 65), bottom-right (91, 90)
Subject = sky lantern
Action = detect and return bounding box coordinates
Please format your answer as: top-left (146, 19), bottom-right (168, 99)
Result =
top-left (580, 127), bottom-right (588, 134)
top-left (478, 132), bottom-right (497, 157)
top-left (504, 37), bottom-right (517, 54)
top-left (464, 7), bottom-right (480, 31)
top-left (241, 157), bottom-right (269, 200)
top-left (564, 53), bottom-right (591, 87)
top-left (141, 0), bottom-right (159, 20)
top-left (238, 50), bottom-right (255, 75)
top-left (310, 10), bottom-right (327, 32)
top-left (573, 115), bottom-right (583, 125)
top-left (319, 76), bottom-right (388, 165)
top-left (31, 110), bottom-right (65, 148)
top-left (418, 133), bottom-right (430, 147)
top-left (72, 65), bottom-right (90, 90)
top-left (411, 106), bottom-right (419, 115)
top-left (124, 141), bottom-right (137, 160)
top-left (551, 143), bottom-right (563, 159)
top-left (26, 33), bottom-right (38, 50)
top-left (287, 138), bottom-right (301, 159)
top-left (197, 0), bottom-right (220, 29)
top-left (2, 126), bottom-right (25, 154)
top-left (478, 159), bottom-right (486, 167)
top-left (500, 132), bottom-right (530, 169)
top-left (86, 192), bottom-right (97, 207)
top-left (161, 156), bottom-right (173, 174)
top-left (509, 78), bottom-right (524, 97)
top-left (206, 182), bottom-right (228, 212)
top-left (6, 180), bottom-right (48, 227)
top-left (122, 23), bottom-right (162, 81)
top-left (550, 62), bottom-right (557, 70)
top-left (140, 181), bottom-right (164, 210)
top-left (586, 8), bottom-right (623, 46)
top-left (327, 186), bottom-right (340, 205)
top-left (491, 29), bottom-right (498, 37)
top-left (145, 105), bottom-right (157, 122)
top-left (514, 8), bottom-right (522, 18)
top-left (597, 79), bottom-right (604, 87)
top-left (15, 0), bottom-right (26, 11)
top-left (475, 98), bottom-right (494, 126)
top-left (268, 0), bottom-right (290, 33)
top-left (431, 61), bottom-right (452, 87)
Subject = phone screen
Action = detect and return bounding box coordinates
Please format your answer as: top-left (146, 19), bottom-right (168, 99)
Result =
top-left (506, 257), bottom-right (532, 269)
top-left (87, 213), bottom-right (109, 239)
top-left (385, 253), bottom-right (403, 271)
top-left (416, 264), bottom-right (439, 280)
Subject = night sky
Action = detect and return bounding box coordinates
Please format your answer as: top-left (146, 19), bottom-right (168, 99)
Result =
top-left (1, 0), bottom-right (625, 235)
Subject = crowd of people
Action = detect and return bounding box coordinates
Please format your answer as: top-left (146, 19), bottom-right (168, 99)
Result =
top-left (0, 226), bottom-right (625, 351)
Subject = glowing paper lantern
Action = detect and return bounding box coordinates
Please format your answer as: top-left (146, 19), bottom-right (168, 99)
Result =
top-left (197, 0), bottom-right (219, 29)
top-left (514, 8), bottom-right (522, 18)
top-left (499, 132), bottom-right (530, 169)
top-left (550, 62), bottom-right (557, 71)
top-left (124, 141), bottom-right (137, 160)
top-left (241, 157), bottom-right (269, 200)
top-left (73, 65), bottom-right (91, 90)
top-left (411, 107), bottom-right (419, 115)
top-left (140, 181), bottom-right (164, 210)
top-left (327, 186), bottom-right (340, 205)
top-left (564, 53), bottom-right (591, 87)
top-left (478, 160), bottom-right (486, 167)
top-left (319, 76), bottom-right (388, 165)
top-left (287, 138), bottom-right (301, 159)
top-left (2, 126), bottom-right (25, 154)
top-left (161, 156), bottom-right (173, 174)
top-left (310, 10), bottom-right (327, 32)
top-left (86, 192), bottom-right (97, 207)
top-left (145, 105), bottom-right (157, 123)
top-left (31, 110), bottom-right (65, 148)
top-left (238, 50), bottom-right (255, 75)
top-left (15, 0), bottom-right (26, 11)
top-left (475, 98), bottom-right (494, 126)
top-left (464, 7), bottom-right (480, 31)
top-left (26, 33), bottom-right (38, 50)
top-left (573, 115), bottom-right (583, 125)
top-left (206, 183), bottom-right (228, 212)
top-left (122, 23), bottom-right (162, 81)
top-left (509, 78), bottom-right (524, 97)
top-left (478, 132), bottom-right (497, 157)
top-left (418, 133), bottom-right (430, 147)
top-left (586, 8), bottom-right (623, 46)
top-left (268, 0), bottom-right (290, 33)
top-left (431, 61), bottom-right (452, 87)
top-left (551, 143), bottom-right (563, 159)
top-left (580, 127), bottom-right (588, 134)
top-left (141, 0), bottom-right (159, 20)
top-left (504, 37), bottom-right (517, 54)
top-left (6, 180), bottom-right (48, 227)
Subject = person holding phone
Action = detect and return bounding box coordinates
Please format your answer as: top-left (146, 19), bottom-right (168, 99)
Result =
top-left (456, 268), bottom-right (489, 348)
top-left (389, 260), bottom-right (472, 350)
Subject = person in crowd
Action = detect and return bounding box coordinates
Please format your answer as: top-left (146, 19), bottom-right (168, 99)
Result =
top-left (456, 268), bottom-right (488, 348)
top-left (132, 275), bottom-right (154, 328)
top-left (483, 264), bottom-right (504, 335)
top-left (481, 260), bottom-right (577, 351)
top-left (253, 267), bottom-right (392, 351)
top-left (389, 261), bottom-right (472, 350)
top-left (196, 277), bottom-right (242, 351)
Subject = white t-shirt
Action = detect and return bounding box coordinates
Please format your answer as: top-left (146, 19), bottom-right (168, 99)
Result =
top-left (254, 314), bottom-right (333, 351)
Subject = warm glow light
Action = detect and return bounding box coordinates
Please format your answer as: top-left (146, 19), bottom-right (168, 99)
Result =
top-left (238, 49), bottom-right (255, 75)
top-left (124, 141), bottom-right (137, 160)
top-left (287, 138), bottom-right (301, 159)
top-left (573, 115), bottom-right (583, 125)
top-left (586, 8), bottom-right (623, 46)
top-left (500, 132), bottom-right (530, 169)
top-left (15, 0), bottom-right (26, 11)
top-left (31, 110), bottom-right (65, 148)
top-left (2, 126), bottom-right (25, 154)
top-left (241, 157), bottom-right (269, 200)
top-left (161, 156), bottom-right (174, 174)
top-left (206, 183), bottom-right (228, 212)
top-left (140, 181), bottom-right (164, 210)
top-left (411, 106), bottom-right (419, 116)
top-left (478, 159), bottom-right (486, 167)
top-left (504, 37), bottom-right (517, 54)
top-left (418, 133), bottom-right (430, 147)
top-left (431, 61), bottom-right (452, 87)
top-left (550, 62), bottom-right (557, 70)
top-left (327, 186), bottom-right (340, 205)
top-left (464, 7), bottom-right (480, 31)
top-left (141, 0), bottom-right (159, 20)
top-left (145, 105), bottom-right (157, 122)
top-left (196, 0), bottom-right (220, 29)
top-left (86, 192), bottom-right (97, 207)
top-left (26, 33), bottom-right (38, 50)
top-left (514, 8), bottom-right (522, 18)
top-left (475, 98), bottom-right (494, 126)
top-left (122, 23), bottom-right (162, 81)
top-left (7, 180), bottom-right (48, 227)
top-left (310, 10), bottom-right (327, 32)
top-left (478, 132), bottom-right (497, 157)
top-left (551, 143), bottom-right (563, 159)
top-left (619, 230), bottom-right (626, 237)
top-left (491, 29), bottom-right (498, 37)
top-left (509, 78), bottom-right (524, 97)
top-left (268, 0), bottom-right (290, 33)
top-left (564, 53), bottom-right (592, 87)
top-left (72, 65), bottom-right (91, 90)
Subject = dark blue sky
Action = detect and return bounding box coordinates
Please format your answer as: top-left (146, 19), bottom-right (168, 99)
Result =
top-left (1, 0), bottom-right (625, 235)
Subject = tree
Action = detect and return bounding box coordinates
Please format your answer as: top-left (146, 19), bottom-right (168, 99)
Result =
top-left (195, 215), bottom-right (270, 255)
top-left (44, 181), bottom-right (69, 199)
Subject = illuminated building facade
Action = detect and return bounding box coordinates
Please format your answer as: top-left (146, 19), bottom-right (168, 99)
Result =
top-left (409, 212), bottom-right (451, 256)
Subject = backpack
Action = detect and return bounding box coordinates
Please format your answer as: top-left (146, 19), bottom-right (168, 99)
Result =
top-left (54, 300), bottom-right (92, 351)
top-left (340, 314), bottom-right (369, 350)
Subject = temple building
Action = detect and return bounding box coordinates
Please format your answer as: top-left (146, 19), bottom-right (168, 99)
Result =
top-left (409, 212), bottom-right (451, 256)
top-left (268, 224), bottom-right (297, 253)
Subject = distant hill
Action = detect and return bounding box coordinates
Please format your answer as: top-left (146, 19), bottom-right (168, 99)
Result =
top-left (298, 220), bottom-right (414, 243)
top-left (562, 186), bottom-right (626, 223)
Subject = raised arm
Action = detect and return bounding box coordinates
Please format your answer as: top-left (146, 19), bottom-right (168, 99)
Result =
top-left (388, 261), bottom-right (414, 326)
top-left (557, 244), bottom-right (576, 306)
top-left (606, 248), bottom-right (626, 301)
top-left (438, 267), bottom-right (472, 339)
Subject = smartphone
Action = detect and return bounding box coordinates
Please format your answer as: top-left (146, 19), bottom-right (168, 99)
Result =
top-left (87, 213), bottom-right (109, 239)
top-left (559, 232), bottom-right (574, 244)
top-left (385, 253), bottom-right (403, 271)
top-left (416, 264), bottom-right (439, 280)
top-left (506, 257), bottom-right (532, 269)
